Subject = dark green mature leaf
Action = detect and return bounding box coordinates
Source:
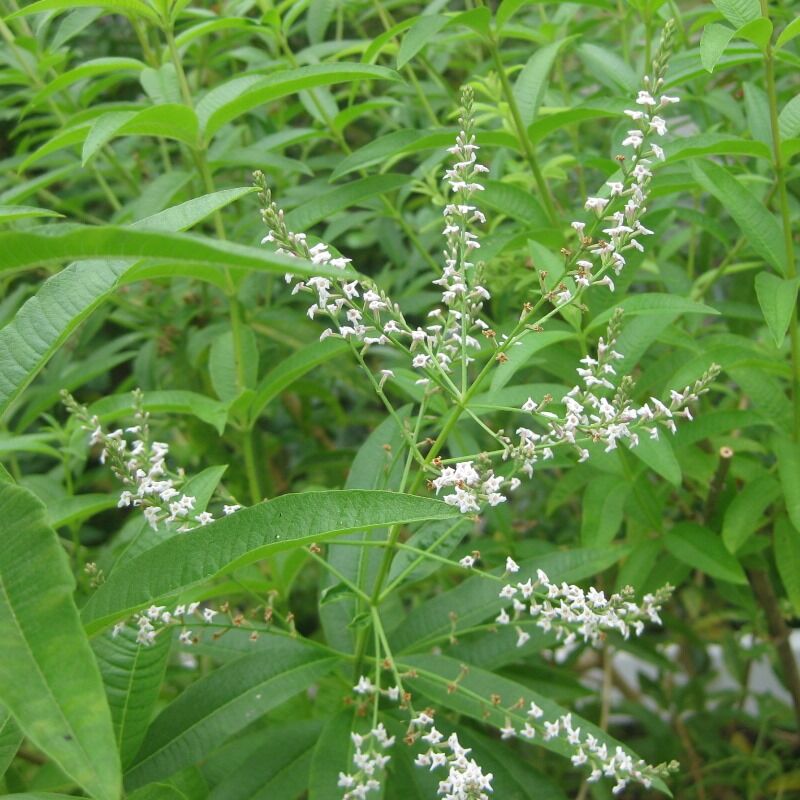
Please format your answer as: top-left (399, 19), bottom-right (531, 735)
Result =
top-left (587, 293), bottom-right (718, 331)
top-left (0, 188), bottom-right (338, 419)
top-left (690, 159), bottom-right (788, 276)
top-left (82, 490), bottom-right (459, 633)
top-left (664, 523), bottom-right (747, 584)
top-left (754, 271), bottom-right (799, 346)
top-left (208, 720), bottom-right (321, 800)
top-left (308, 709), bottom-right (355, 800)
top-left (249, 338), bottom-right (348, 422)
top-left (125, 639), bottom-right (336, 788)
top-left (93, 626), bottom-right (171, 769)
top-left (197, 64), bottom-right (403, 139)
top-left (775, 436), bottom-right (800, 533)
top-left (775, 516), bottom-right (800, 615)
top-left (0, 226), bottom-right (346, 279)
top-left (513, 40), bottom-right (572, 126)
top-left (490, 330), bottom-right (574, 392)
top-left (628, 434), bottom-right (682, 487)
top-left (722, 475), bottom-right (781, 552)
top-left (0, 483), bottom-right (121, 800)
top-left (581, 475), bottom-right (628, 546)
top-left (284, 174), bottom-right (408, 231)
top-left (0, 706), bottom-right (22, 778)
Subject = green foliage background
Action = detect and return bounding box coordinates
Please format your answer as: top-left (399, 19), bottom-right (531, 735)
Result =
top-left (0, 0), bottom-right (799, 798)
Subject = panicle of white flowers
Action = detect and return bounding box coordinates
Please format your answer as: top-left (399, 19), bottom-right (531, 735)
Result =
top-left (62, 390), bottom-right (241, 532)
top-left (495, 567), bottom-right (672, 646)
top-left (337, 723), bottom-right (395, 800)
top-left (410, 713), bottom-right (494, 800)
top-left (352, 675), bottom-right (402, 703)
top-left (112, 601), bottom-right (219, 646)
top-left (433, 310), bottom-right (719, 513)
top-left (570, 21), bottom-right (678, 297)
top-left (499, 709), bottom-right (678, 795)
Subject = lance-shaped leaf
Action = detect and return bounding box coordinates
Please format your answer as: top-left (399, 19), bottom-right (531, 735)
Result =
top-left (0, 483), bottom-right (121, 800)
top-left (124, 639), bottom-right (337, 788)
top-left (82, 490), bottom-right (459, 633)
top-left (93, 626), bottom-right (171, 769)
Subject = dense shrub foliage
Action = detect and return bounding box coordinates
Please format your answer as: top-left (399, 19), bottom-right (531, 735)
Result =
top-left (0, 1), bottom-right (799, 798)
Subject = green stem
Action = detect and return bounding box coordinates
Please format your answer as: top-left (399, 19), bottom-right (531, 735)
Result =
top-left (487, 34), bottom-right (558, 226)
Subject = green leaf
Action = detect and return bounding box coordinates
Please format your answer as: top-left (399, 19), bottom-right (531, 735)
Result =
top-left (125, 639), bottom-right (337, 787)
top-left (249, 338), bottom-right (348, 421)
top-left (285, 174), bottom-right (408, 231)
top-left (7, 0), bottom-right (159, 22)
top-left (701, 23), bottom-right (735, 72)
top-left (735, 17), bottom-right (773, 50)
top-left (776, 17), bottom-right (800, 49)
top-left (754, 271), bottom-right (799, 347)
top-left (628, 434), bottom-right (682, 487)
top-left (47, 493), bottom-right (118, 528)
top-left (580, 475), bottom-right (629, 547)
top-left (308, 709), bottom-right (355, 800)
top-left (779, 94), bottom-right (800, 140)
top-left (586, 293), bottom-right (718, 332)
top-left (397, 14), bottom-right (449, 69)
top-left (690, 159), bottom-right (788, 276)
top-left (208, 720), bottom-right (320, 800)
top-left (93, 626), bottom-right (171, 769)
top-left (90, 389), bottom-right (229, 435)
top-left (209, 329), bottom-right (258, 403)
top-left (480, 180), bottom-right (549, 227)
top-left (0, 483), bottom-right (121, 799)
top-left (490, 330), bottom-right (574, 392)
top-left (197, 64), bottom-right (402, 140)
top-left (27, 57), bottom-right (144, 109)
top-left (513, 40), bottom-right (571, 126)
top-left (712, 0), bottom-right (761, 28)
top-left (663, 522), bottom-right (747, 584)
top-left (0, 205), bottom-right (63, 222)
top-left (775, 515), bottom-right (800, 615)
top-left (140, 64), bottom-right (182, 105)
top-left (82, 105), bottom-right (199, 164)
top-left (722, 475), bottom-right (781, 552)
top-left (0, 706), bottom-right (22, 778)
top-left (774, 435), bottom-right (800, 533)
top-left (82, 490), bottom-right (458, 633)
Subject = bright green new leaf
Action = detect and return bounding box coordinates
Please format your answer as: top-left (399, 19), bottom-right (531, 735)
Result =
top-left (0, 206), bottom-right (63, 222)
top-left (735, 17), bottom-right (773, 50)
top-left (690, 159), bottom-right (788, 276)
top-left (712, 0), bottom-right (761, 27)
top-left (754, 271), bottom-right (799, 347)
top-left (82, 490), bottom-right (459, 632)
top-left (82, 105), bottom-right (200, 164)
top-left (776, 17), bottom-right (800, 49)
top-left (701, 23), bottom-right (736, 72)
top-left (778, 95), bottom-right (800, 140)
top-left (628, 434), bottom-right (682, 487)
top-left (0, 483), bottom-right (121, 800)
top-left (0, 706), bottom-right (22, 778)
top-left (397, 14), bottom-right (449, 69)
top-left (197, 64), bottom-right (402, 140)
top-left (514, 40), bottom-right (572, 126)
top-left (664, 523), bottom-right (747, 584)
top-left (7, 0), bottom-right (159, 22)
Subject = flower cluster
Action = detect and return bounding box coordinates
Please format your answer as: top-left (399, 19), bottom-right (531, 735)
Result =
top-left (433, 310), bottom-right (718, 513)
top-left (568, 26), bottom-right (679, 297)
top-left (114, 601), bottom-right (219, 646)
top-left (411, 712), bottom-right (494, 800)
top-left (257, 86), bottom-right (493, 396)
top-left (62, 390), bottom-right (241, 532)
top-left (496, 568), bottom-right (672, 647)
top-left (500, 709), bottom-right (678, 795)
top-left (337, 723), bottom-right (395, 800)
